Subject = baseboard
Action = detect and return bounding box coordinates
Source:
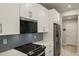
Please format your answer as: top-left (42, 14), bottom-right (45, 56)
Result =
top-left (62, 43), bottom-right (66, 46)
top-left (66, 44), bottom-right (77, 47)
top-left (62, 43), bottom-right (77, 47)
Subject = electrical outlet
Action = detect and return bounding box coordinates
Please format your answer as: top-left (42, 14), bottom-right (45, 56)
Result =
top-left (3, 39), bottom-right (7, 45)
top-left (34, 35), bottom-right (37, 39)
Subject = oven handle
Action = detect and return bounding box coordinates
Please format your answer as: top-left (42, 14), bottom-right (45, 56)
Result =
top-left (37, 51), bottom-right (45, 56)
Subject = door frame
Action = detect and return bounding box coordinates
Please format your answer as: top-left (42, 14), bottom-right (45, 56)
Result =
top-left (61, 14), bottom-right (79, 55)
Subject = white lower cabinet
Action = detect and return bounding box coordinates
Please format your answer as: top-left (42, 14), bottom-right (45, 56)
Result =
top-left (0, 4), bottom-right (19, 35)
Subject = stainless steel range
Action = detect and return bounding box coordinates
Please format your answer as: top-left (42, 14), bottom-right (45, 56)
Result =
top-left (15, 43), bottom-right (46, 56)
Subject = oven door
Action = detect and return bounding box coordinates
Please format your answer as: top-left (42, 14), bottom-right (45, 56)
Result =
top-left (27, 48), bottom-right (45, 56)
top-left (37, 51), bottom-right (45, 56)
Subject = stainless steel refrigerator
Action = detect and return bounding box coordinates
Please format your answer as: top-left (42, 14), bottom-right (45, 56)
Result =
top-left (53, 23), bottom-right (61, 56)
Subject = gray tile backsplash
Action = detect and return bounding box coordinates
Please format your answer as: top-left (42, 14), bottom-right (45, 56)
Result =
top-left (0, 33), bottom-right (43, 52)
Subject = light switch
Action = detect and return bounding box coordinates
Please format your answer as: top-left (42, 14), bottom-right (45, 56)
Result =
top-left (3, 39), bottom-right (7, 45)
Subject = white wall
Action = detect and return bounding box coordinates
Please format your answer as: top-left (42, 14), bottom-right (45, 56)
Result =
top-left (62, 19), bottom-right (78, 46)
top-left (61, 9), bottom-right (79, 16)
top-left (45, 9), bottom-right (60, 56)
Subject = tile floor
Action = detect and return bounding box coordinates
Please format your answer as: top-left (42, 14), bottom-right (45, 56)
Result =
top-left (61, 45), bottom-right (77, 56)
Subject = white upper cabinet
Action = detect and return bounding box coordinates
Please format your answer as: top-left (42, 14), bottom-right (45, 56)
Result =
top-left (0, 4), bottom-right (19, 35)
top-left (0, 3), bottom-right (48, 35)
top-left (20, 3), bottom-right (38, 20)
top-left (20, 3), bottom-right (48, 33)
top-left (37, 4), bottom-right (48, 32)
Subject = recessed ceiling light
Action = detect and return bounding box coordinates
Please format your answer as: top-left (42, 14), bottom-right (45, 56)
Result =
top-left (68, 17), bottom-right (71, 19)
top-left (68, 5), bottom-right (71, 8)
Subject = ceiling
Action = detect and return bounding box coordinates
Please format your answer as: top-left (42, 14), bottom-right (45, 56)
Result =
top-left (41, 3), bottom-right (79, 13)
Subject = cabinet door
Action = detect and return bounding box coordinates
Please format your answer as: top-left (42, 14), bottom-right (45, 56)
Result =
top-left (42, 8), bottom-right (49, 32)
top-left (0, 3), bottom-right (19, 35)
top-left (20, 3), bottom-right (38, 20)
top-left (37, 5), bottom-right (44, 32)
top-left (30, 4), bottom-right (39, 20)
top-left (37, 4), bottom-right (48, 32)
top-left (20, 3), bottom-right (31, 19)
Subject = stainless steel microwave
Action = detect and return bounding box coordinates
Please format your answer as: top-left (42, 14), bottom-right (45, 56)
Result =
top-left (20, 17), bottom-right (37, 34)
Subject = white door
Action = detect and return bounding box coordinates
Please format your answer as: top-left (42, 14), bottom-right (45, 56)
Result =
top-left (62, 19), bottom-right (78, 46)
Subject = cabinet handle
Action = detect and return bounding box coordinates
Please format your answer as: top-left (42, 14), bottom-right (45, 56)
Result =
top-left (29, 11), bottom-right (32, 18)
top-left (43, 26), bottom-right (45, 31)
top-left (0, 23), bottom-right (2, 34)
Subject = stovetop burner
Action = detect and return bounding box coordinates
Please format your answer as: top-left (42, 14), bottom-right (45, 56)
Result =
top-left (15, 43), bottom-right (46, 56)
